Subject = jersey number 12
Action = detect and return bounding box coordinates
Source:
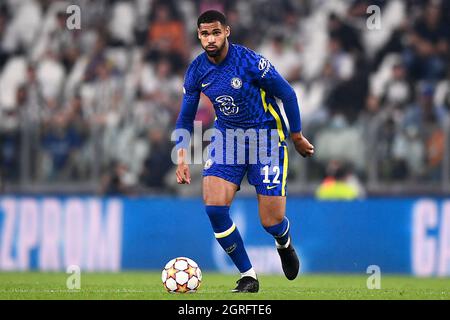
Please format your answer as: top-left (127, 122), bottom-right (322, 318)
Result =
top-left (262, 165), bottom-right (281, 184)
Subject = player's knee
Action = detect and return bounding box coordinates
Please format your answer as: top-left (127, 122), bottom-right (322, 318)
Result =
top-left (262, 216), bottom-right (289, 238)
top-left (203, 176), bottom-right (237, 206)
top-left (260, 215), bottom-right (284, 228)
top-left (203, 189), bottom-right (231, 206)
top-left (204, 199), bottom-right (231, 206)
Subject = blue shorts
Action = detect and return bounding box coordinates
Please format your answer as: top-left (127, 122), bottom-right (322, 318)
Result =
top-left (203, 141), bottom-right (289, 196)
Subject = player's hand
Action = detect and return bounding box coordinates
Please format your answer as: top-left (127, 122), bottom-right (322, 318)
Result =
top-left (176, 163), bottom-right (191, 184)
top-left (291, 132), bottom-right (314, 158)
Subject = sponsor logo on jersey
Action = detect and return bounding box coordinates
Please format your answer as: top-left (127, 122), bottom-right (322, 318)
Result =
top-left (258, 57), bottom-right (271, 78)
top-left (215, 95), bottom-right (239, 116)
top-left (258, 58), bottom-right (268, 71)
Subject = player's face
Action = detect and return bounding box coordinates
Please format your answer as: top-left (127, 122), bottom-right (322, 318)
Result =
top-left (198, 21), bottom-right (230, 57)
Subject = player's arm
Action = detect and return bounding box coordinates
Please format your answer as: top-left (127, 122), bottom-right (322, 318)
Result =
top-left (175, 65), bottom-right (201, 184)
top-left (254, 56), bottom-right (314, 158)
top-left (290, 131), bottom-right (314, 158)
top-left (176, 148), bottom-right (191, 184)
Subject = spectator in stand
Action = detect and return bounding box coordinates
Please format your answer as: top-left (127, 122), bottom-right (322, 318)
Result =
top-left (258, 33), bottom-right (301, 82)
top-left (434, 65), bottom-right (450, 111)
top-left (327, 12), bottom-right (363, 56)
top-left (403, 83), bottom-right (448, 137)
top-left (83, 35), bottom-right (107, 83)
top-left (0, 106), bottom-right (20, 182)
top-left (100, 160), bottom-right (135, 195)
top-left (140, 57), bottom-right (183, 122)
top-left (145, 2), bottom-right (187, 72)
top-left (226, 7), bottom-right (250, 47)
top-left (0, 6), bottom-right (10, 69)
top-left (47, 10), bottom-right (81, 73)
top-left (381, 61), bottom-right (413, 109)
top-left (401, 83), bottom-right (448, 180)
top-left (140, 128), bottom-right (173, 189)
top-left (41, 112), bottom-right (83, 181)
top-left (405, 1), bottom-right (449, 81)
top-left (63, 95), bottom-right (89, 179)
top-left (315, 160), bottom-right (364, 200)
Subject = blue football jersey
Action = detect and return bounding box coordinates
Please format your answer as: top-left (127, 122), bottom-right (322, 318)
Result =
top-left (176, 43), bottom-right (301, 145)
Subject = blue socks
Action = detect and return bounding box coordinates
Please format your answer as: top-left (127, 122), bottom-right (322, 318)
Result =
top-left (263, 217), bottom-right (290, 248)
top-left (205, 205), bottom-right (252, 273)
top-left (205, 206), bottom-right (291, 275)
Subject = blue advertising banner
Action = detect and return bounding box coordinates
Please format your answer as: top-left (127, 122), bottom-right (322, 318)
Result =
top-left (0, 197), bottom-right (449, 276)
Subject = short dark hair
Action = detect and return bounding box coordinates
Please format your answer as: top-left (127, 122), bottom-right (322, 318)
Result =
top-left (197, 10), bottom-right (227, 28)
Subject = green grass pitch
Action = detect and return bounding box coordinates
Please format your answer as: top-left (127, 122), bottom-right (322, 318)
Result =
top-left (0, 272), bottom-right (449, 300)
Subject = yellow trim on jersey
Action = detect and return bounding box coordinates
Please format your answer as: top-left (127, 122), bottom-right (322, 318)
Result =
top-left (214, 223), bottom-right (236, 239)
top-left (282, 145), bottom-right (288, 196)
top-left (268, 105), bottom-right (286, 143)
top-left (260, 89), bottom-right (285, 142)
top-left (260, 89), bottom-right (269, 112)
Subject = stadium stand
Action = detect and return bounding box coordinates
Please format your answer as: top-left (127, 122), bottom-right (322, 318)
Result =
top-left (0, 0), bottom-right (449, 195)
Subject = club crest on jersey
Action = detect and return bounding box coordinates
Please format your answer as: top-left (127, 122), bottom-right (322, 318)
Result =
top-left (231, 77), bottom-right (242, 89)
top-left (204, 159), bottom-right (213, 170)
top-left (216, 95), bottom-right (239, 116)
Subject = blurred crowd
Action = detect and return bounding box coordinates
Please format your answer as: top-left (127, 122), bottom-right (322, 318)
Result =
top-left (0, 0), bottom-right (449, 195)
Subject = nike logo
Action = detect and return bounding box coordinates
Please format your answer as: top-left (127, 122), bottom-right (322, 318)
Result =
top-left (201, 83), bottom-right (210, 88)
top-left (266, 185), bottom-right (278, 190)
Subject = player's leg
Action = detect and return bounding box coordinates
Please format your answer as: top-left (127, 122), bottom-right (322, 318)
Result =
top-left (203, 175), bottom-right (259, 292)
top-left (248, 142), bottom-right (299, 280)
top-left (257, 194), bottom-right (299, 280)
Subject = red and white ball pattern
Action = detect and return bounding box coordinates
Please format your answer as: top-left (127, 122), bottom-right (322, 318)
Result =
top-left (162, 257), bottom-right (202, 293)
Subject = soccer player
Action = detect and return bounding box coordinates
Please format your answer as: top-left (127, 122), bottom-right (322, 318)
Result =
top-left (175, 10), bottom-right (314, 293)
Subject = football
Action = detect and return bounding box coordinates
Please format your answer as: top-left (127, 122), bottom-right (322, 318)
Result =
top-left (161, 257), bottom-right (202, 293)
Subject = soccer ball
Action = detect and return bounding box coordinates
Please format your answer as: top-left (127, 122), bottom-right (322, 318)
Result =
top-left (161, 257), bottom-right (202, 293)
